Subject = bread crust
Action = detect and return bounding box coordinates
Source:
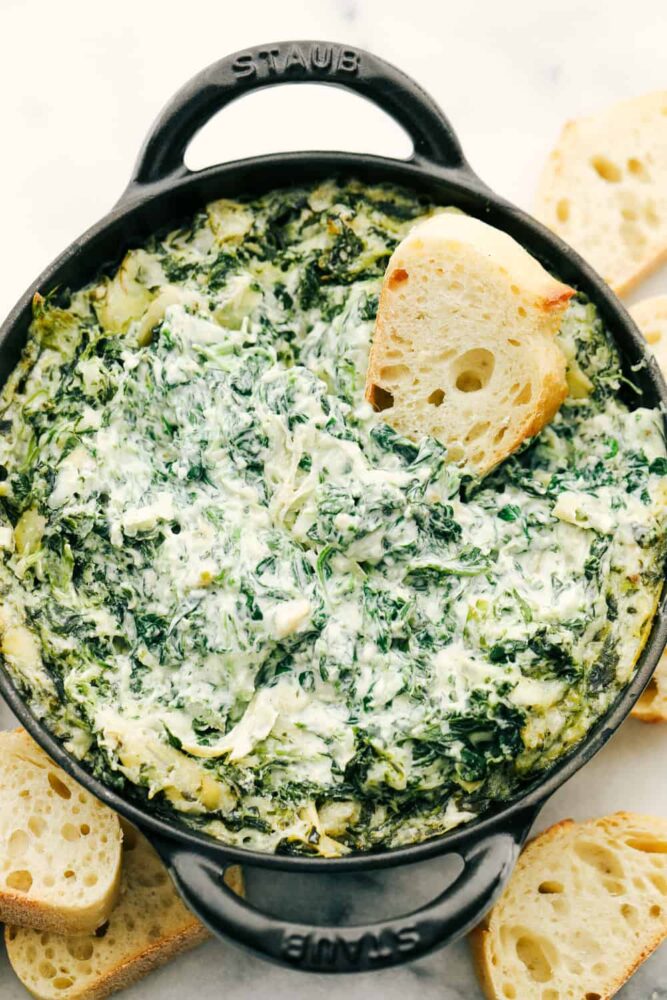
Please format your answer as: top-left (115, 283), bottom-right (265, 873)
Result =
top-left (0, 885), bottom-right (122, 938)
top-left (614, 245), bottom-right (667, 297)
top-left (4, 921), bottom-right (210, 1000)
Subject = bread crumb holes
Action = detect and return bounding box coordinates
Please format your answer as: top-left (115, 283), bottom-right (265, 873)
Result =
top-left (556, 198), bottom-right (570, 223)
top-left (7, 869), bottom-right (33, 892)
top-left (591, 155), bottom-right (622, 182)
top-left (8, 830), bottom-right (29, 856)
top-left (48, 773), bottom-right (71, 800)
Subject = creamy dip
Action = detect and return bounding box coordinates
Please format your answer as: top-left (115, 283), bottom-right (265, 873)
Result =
top-left (0, 179), bottom-right (664, 856)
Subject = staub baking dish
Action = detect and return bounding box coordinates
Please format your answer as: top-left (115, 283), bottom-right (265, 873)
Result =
top-left (0, 40), bottom-right (666, 973)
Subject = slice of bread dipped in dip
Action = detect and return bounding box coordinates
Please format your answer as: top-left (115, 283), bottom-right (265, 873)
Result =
top-left (365, 213), bottom-right (574, 476)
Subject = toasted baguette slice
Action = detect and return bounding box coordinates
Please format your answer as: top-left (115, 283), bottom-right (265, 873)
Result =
top-left (6, 819), bottom-right (244, 1000)
top-left (365, 213), bottom-right (573, 475)
top-left (470, 813), bottom-right (667, 1000)
top-left (535, 92), bottom-right (667, 294)
top-left (628, 296), bottom-right (667, 721)
top-left (0, 729), bottom-right (122, 934)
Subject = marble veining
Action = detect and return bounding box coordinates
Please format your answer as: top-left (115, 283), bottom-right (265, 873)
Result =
top-left (2, 0), bottom-right (667, 996)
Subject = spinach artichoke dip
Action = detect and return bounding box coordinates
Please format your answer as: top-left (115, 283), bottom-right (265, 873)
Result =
top-left (0, 180), bottom-right (665, 857)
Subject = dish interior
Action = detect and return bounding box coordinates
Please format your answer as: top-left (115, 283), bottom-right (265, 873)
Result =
top-left (0, 178), bottom-right (664, 858)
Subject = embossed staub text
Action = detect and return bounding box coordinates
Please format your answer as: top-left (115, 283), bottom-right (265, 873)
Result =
top-left (280, 925), bottom-right (420, 969)
top-left (231, 44), bottom-right (360, 80)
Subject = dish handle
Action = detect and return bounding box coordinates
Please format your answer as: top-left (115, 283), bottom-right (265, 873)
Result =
top-left (151, 809), bottom-right (536, 973)
top-left (124, 39), bottom-right (472, 196)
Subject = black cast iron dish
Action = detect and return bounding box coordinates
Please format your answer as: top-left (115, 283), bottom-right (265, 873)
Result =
top-left (1, 40), bottom-right (666, 974)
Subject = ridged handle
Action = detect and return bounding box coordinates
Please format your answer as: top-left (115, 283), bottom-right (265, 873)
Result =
top-left (126, 39), bottom-right (469, 193)
top-left (153, 811), bottom-right (537, 973)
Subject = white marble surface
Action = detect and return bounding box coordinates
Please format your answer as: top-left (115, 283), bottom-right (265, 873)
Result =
top-left (2, 0), bottom-right (667, 996)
